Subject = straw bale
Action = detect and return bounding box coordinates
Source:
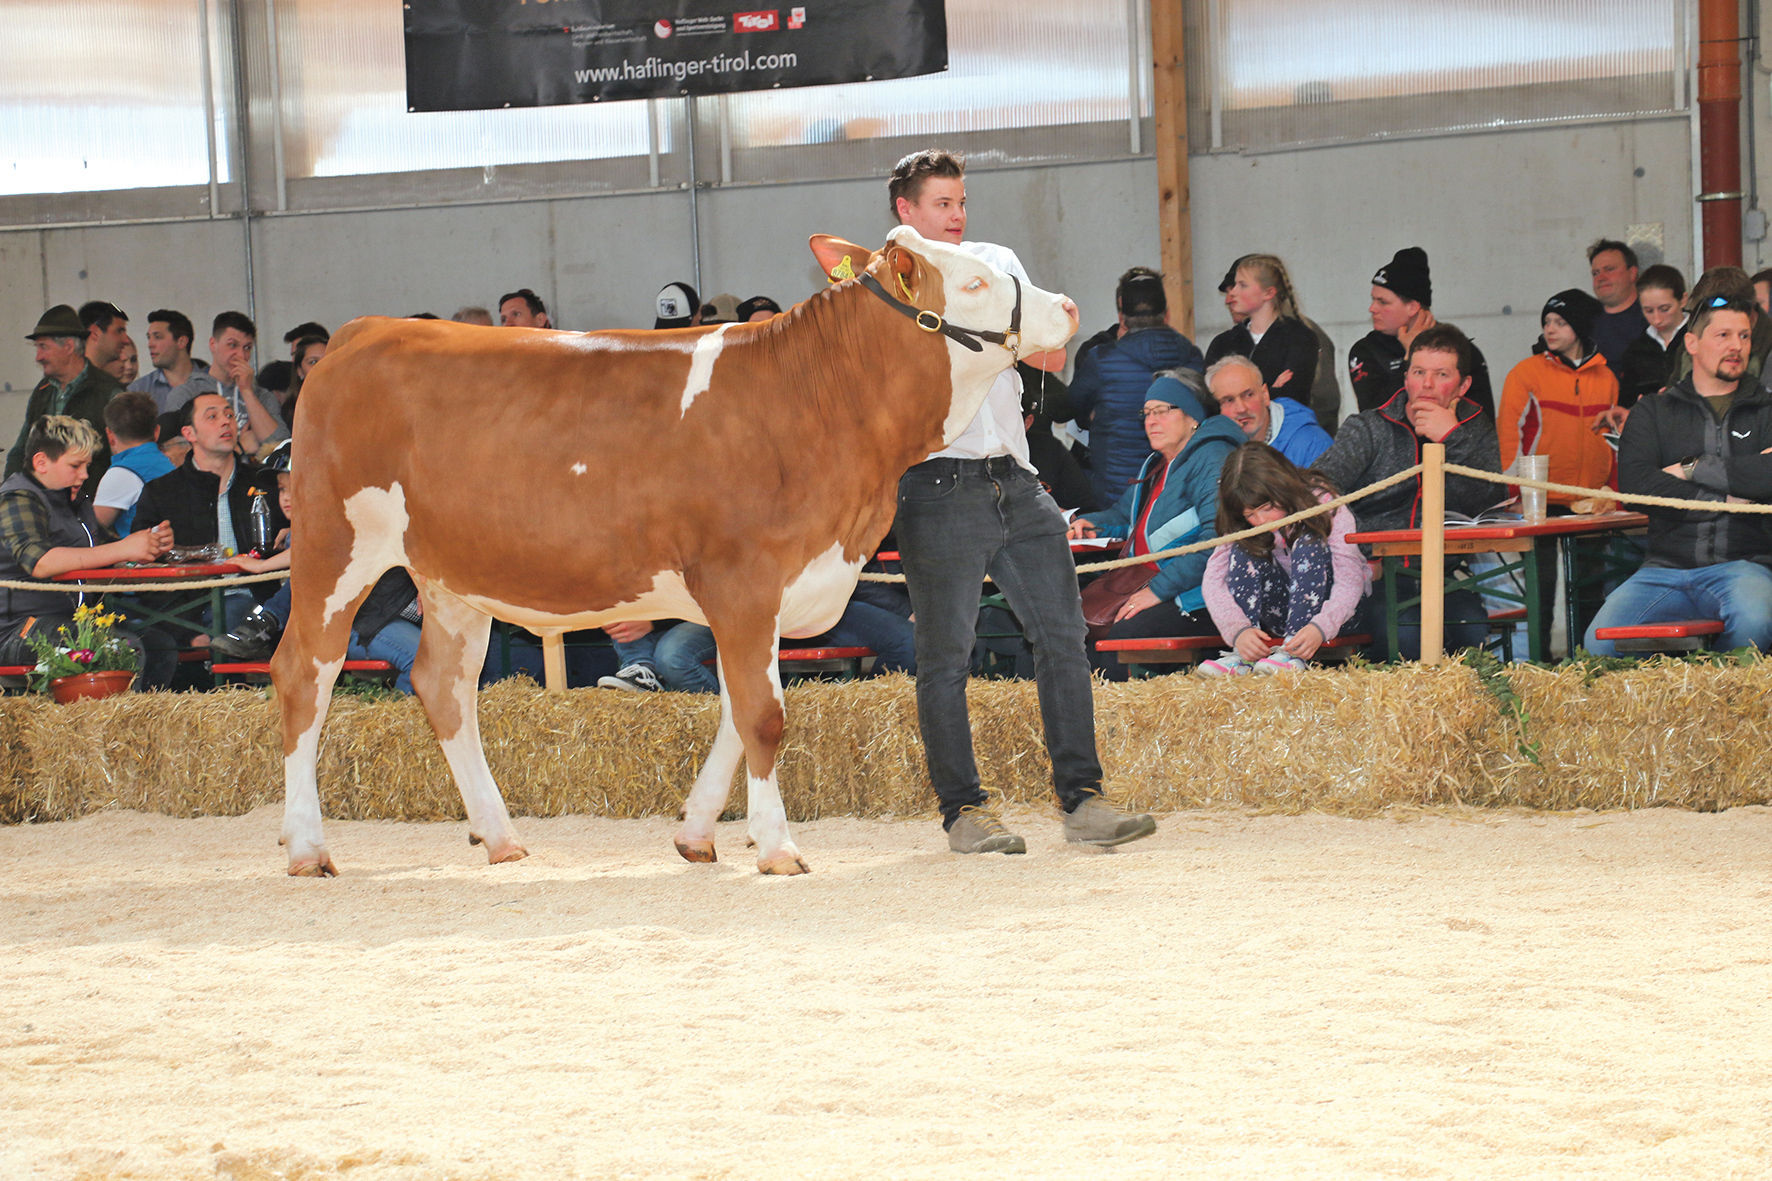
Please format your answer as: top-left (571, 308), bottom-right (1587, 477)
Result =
top-left (0, 698), bottom-right (39, 822)
top-left (1477, 660), bottom-right (1772, 811)
top-left (1093, 662), bottom-right (1498, 814)
top-left (5, 660), bottom-right (1772, 825)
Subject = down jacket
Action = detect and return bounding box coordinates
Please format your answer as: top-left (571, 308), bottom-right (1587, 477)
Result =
top-left (1077, 414), bottom-right (1245, 613)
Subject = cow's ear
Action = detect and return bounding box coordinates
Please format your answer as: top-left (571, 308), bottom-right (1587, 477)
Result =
top-left (809, 235), bottom-right (874, 284)
top-left (884, 245), bottom-right (919, 297)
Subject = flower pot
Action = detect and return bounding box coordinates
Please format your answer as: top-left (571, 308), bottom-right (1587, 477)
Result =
top-left (49, 669), bottom-right (135, 703)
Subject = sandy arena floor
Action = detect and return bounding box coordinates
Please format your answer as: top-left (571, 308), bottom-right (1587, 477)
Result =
top-left (3, 804), bottom-right (1771, 1180)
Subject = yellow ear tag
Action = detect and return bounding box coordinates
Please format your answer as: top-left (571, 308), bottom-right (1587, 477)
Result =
top-left (829, 255), bottom-right (855, 282)
top-left (897, 271), bottom-right (914, 301)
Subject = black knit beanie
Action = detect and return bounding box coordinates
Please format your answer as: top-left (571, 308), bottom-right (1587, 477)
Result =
top-left (1372, 246), bottom-right (1431, 308)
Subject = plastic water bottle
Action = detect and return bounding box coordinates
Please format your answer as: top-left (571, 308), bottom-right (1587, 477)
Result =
top-left (248, 488), bottom-right (273, 558)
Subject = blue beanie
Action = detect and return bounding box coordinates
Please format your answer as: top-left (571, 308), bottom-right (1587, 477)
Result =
top-left (1144, 373), bottom-right (1207, 423)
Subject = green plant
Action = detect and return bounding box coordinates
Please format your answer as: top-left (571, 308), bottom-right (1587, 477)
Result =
top-left (24, 601), bottom-right (139, 694)
top-left (1458, 647), bottom-right (1540, 765)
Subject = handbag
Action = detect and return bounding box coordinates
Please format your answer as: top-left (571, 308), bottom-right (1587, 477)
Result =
top-left (1079, 545), bottom-right (1158, 642)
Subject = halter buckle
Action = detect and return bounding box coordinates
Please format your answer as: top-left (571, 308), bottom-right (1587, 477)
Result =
top-left (915, 309), bottom-right (944, 334)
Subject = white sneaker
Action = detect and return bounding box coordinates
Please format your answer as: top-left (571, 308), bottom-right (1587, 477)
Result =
top-left (597, 663), bottom-right (663, 692)
top-left (1255, 653), bottom-right (1308, 675)
top-left (1197, 652), bottom-right (1251, 677)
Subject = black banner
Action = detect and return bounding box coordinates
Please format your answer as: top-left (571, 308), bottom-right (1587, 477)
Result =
top-left (405, 1), bottom-right (948, 112)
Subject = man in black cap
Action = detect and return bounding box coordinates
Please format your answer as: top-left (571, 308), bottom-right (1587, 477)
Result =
top-left (6, 305), bottom-right (123, 493)
top-left (1347, 246), bottom-right (1494, 418)
top-left (1068, 265), bottom-right (1205, 508)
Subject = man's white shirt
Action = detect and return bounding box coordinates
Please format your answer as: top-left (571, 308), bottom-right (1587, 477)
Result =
top-left (925, 240), bottom-right (1036, 473)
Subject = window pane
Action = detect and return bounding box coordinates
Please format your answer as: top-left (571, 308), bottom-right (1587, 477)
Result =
top-left (1196, 0), bottom-right (1682, 153)
top-left (724, 0), bottom-right (1138, 149)
top-left (0, 0), bottom-right (221, 196)
top-left (278, 0), bottom-right (661, 181)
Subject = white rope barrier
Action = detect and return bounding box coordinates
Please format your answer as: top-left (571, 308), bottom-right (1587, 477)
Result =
top-left (858, 463), bottom-right (1428, 583)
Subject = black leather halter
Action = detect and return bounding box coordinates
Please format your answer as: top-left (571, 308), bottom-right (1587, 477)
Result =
top-left (858, 270), bottom-right (1023, 360)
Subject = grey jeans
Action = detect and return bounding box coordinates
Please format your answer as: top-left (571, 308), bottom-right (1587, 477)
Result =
top-left (894, 456), bottom-right (1103, 825)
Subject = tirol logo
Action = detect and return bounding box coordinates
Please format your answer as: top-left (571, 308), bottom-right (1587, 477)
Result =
top-left (654, 19), bottom-right (672, 37)
top-left (735, 10), bottom-right (778, 32)
top-left (788, 6), bottom-right (805, 27)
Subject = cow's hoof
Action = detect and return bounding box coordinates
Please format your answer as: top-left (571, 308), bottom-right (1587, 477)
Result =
top-left (757, 851), bottom-right (810, 876)
top-left (486, 842), bottom-right (529, 865)
top-left (287, 854), bottom-right (338, 878)
top-left (674, 836), bottom-right (718, 863)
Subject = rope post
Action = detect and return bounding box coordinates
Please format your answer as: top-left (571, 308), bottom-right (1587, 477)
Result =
top-left (1420, 443), bottom-right (1446, 664)
top-left (542, 633), bottom-right (567, 693)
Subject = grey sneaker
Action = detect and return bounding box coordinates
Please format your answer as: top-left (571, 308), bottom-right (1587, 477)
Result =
top-left (598, 663), bottom-right (662, 692)
top-left (1063, 795), bottom-right (1157, 847)
top-left (947, 805), bottom-right (1027, 855)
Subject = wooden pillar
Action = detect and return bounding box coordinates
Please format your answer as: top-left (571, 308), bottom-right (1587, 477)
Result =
top-left (1150, 0), bottom-right (1194, 338)
top-left (1419, 444), bottom-right (1446, 665)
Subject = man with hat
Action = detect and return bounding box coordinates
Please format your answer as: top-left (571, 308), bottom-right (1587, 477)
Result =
top-left (1348, 247), bottom-right (1494, 419)
top-left (1069, 265), bottom-right (1206, 509)
top-left (1497, 288), bottom-right (1618, 507)
top-left (697, 293), bottom-right (743, 325)
top-left (654, 282), bottom-right (700, 329)
top-left (6, 305), bottom-right (123, 494)
top-left (736, 295), bottom-right (783, 323)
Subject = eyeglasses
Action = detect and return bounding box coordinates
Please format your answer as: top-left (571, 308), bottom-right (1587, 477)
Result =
top-left (1143, 405), bottom-right (1181, 419)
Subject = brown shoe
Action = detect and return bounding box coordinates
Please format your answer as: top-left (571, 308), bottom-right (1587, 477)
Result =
top-left (1062, 796), bottom-right (1156, 847)
top-left (947, 805), bottom-right (1027, 855)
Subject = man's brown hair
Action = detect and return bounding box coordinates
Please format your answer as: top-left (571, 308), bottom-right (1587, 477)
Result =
top-left (1406, 323), bottom-right (1476, 381)
top-left (888, 149), bottom-right (964, 220)
top-left (103, 391), bottom-right (159, 445)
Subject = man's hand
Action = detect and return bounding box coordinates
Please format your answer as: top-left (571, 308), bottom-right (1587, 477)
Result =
top-left (1271, 368), bottom-right (1294, 390)
top-left (1397, 308), bottom-right (1438, 351)
top-left (1594, 405), bottom-right (1628, 434)
top-left (1113, 587), bottom-right (1160, 622)
top-left (603, 620), bottom-right (654, 643)
top-left (222, 354), bottom-right (255, 392)
top-left (1281, 622), bottom-right (1324, 659)
top-left (120, 520), bottom-right (173, 564)
top-left (1406, 399), bottom-right (1459, 442)
top-left (1067, 518), bottom-right (1099, 540)
top-left (1661, 460), bottom-right (1689, 479)
top-left (1234, 626), bottom-right (1276, 661)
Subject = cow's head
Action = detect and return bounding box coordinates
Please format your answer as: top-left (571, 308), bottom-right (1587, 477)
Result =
top-left (811, 229), bottom-right (1077, 366)
top-left (811, 229), bottom-right (1078, 441)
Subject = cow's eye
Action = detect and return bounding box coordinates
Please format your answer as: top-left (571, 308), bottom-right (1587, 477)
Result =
top-left (963, 279), bottom-right (984, 293)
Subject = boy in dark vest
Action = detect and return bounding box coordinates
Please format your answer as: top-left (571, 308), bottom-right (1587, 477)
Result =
top-left (0, 416), bottom-right (177, 687)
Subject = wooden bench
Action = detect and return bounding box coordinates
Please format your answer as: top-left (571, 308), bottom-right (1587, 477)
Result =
top-left (777, 646), bottom-right (875, 681)
top-left (1485, 607), bottom-right (1529, 662)
top-left (211, 659), bottom-right (398, 686)
top-left (701, 647), bottom-right (878, 682)
top-left (1591, 619), bottom-right (1725, 653)
top-left (1095, 632), bottom-right (1372, 674)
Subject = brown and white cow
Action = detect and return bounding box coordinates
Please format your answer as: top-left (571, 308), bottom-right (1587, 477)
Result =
top-left (271, 226), bottom-right (1078, 876)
